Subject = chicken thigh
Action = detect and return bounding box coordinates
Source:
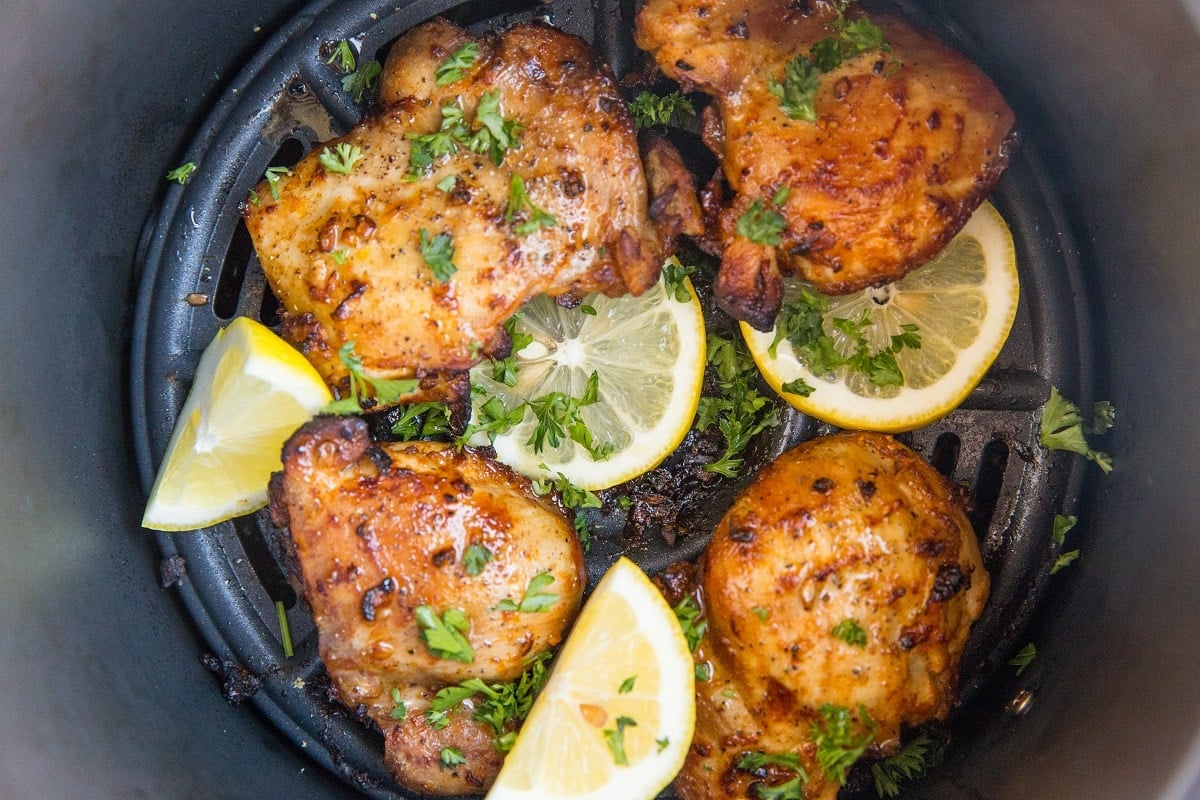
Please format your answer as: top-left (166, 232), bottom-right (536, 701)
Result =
top-left (269, 415), bottom-right (586, 794)
top-left (670, 431), bottom-right (988, 800)
top-left (246, 18), bottom-right (698, 401)
top-left (635, 0), bottom-right (1016, 329)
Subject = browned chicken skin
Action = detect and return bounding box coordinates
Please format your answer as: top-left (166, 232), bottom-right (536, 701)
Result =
top-left (635, 0), bottom-right (1017, 329)
top-left (669, 432), bottom-right (988, 800)
top-left (269, 415), bottom-right (586, 794)
top-left (245, 18), bottom-right (699, 399)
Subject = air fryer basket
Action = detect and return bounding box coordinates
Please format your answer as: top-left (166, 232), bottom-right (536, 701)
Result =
top-left (3, 0), bottom-right (1200, 798)
top-left (130, 0), bottom-right (1093, 797)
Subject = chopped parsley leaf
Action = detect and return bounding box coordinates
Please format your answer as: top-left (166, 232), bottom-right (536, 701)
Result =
top-left (662, 256), bottom-right (698, 302)
top-left (673, 595), bottom-right (708, 652)
top-left (736, 197), bottom-right (788, 246)
top-left (505, 173), bottom-right (557, 235)
top-left (389, 687), bottom-right (408, 721)
top-left (426, 650), bottom-right (552, 752)
top-left (526, 371), bottom-right (613, 460)
top-left (769, 54), bottom-right (822, 122)
top-left (870, 732), bottom-right (945, 798)
top-left (1009, 642), bottom-right (1036, 675)
top-left (419, 228), bottom-right (457, 282)
top-left (530, 468), bottom-right (602, 510)
top-left (390, 401), bottom-right (452, 441)
top-left (318, 142), bottom-right (364, 175)
top-left (1050, 550), bottom-right (1080, 574)
top-left (459, 395), bottom-right (525, 445)
top-left (435, 42), bottom-right (480, 87)
top-left (463, 543), bottom-right (493, 577)
top-left (263, 165), bottom-right (291, 200)
top-left (415, 605), bottom-right (474, 663)
top-left (494, 572), bottom-right (558, 613)
top-left (326, 40), bottom-right (356, 72)
top-left (697, 334), bottom-right (781, 478)
top-left (343, 59), bottom-right (382, 104)
top-left (629, 90), bottom-right (696, 130)
top-left (166, 161), bottom-right (197, 185)
top-left (619, 676), bottom-right (636, 694)
top-left (1039, 386), bottom-right (1113, 472)
top-left (603, 716), bottom-right (638, 765)
top-left (831, 618), bottom-right (867, 647)
top-left (439, 746), bottom-right (466, 770)
top-left (324, 341), bottom-right (419, 414)
top-left (812, 703), bottom-right (876, 785)
top-left (435, 174), bottom-right (457, 192)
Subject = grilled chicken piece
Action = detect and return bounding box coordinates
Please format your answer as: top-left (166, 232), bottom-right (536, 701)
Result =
top-left (269, 415), bottom-right (586, 795)
top-left (635, 0), bottom-right (1016, 329)
top-left (671, 432), bottom-right (988, 800)
top-left (246, 18), bottom-right (699, 400)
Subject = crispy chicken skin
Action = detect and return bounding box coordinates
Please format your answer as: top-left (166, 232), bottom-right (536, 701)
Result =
top-left (246, 18), bottom-right (699, 398)
top-left (635, 0), bottom-right (1017, 329)
top-left (270, 415), bottom-right (586, 795)
top-left (669, 432), bottom-right (988, 800)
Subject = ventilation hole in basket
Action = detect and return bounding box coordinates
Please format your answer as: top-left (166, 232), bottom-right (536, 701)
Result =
top-left (213, 220), bottom-right (256, 320)
top-left (271, 137), bottom-right (307, 170)
top-left (970, 438), bottom-right (1009, 535)
top-left (929, 431), bottom-right (962, 477)
top-left (232, 516), bottom-right (297, 609)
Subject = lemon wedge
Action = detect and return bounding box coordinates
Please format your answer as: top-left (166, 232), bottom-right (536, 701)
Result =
top-left (142, 316), bottom-right (332, 531)
top-left (486, 557), bottom-right (695, 800)
top-left (742, 201), bottom-right (1019, 432)
top-left (468, 270), bottom-right (706, 490)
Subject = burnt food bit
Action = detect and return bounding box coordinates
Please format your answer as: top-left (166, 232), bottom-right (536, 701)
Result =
top-left (201, 653), bottom-right (263, 705)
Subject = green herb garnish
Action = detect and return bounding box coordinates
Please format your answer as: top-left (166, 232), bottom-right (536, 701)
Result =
top-left (1039, 386), bottom-right (1113, 472)
top-left (324, 341), bottom-right (419, 414)
top-left (439, 747), bottom-right (467, 769)
top-left (459, 395), bottom-right (525, 445)
top-left (389, 687), bottom-right (408, 721)
top-left (870, 733), bottom-right (945, 799)
top-left (812, 704), bottom-right (876, 785)
top-left (467, 90), bottom-right (522, 166)
top-left (526, 371), bottom-right (613, 461)
top-left (463, 543), bottom-right (493, 577)
top-left (506, 173), bottom-right (557, 235)
top-left (391, 401), bottom-right (452, 440)
top-left (263, 165), bottom-right (291, 200)
top-left (275, 601), bottom-right (294, 658)
top-left (343, 59), bottom-right (382, 103)
top-left (326, 40), bottom-right (356, 72)
top-left (629, 90), bottom-right (696, 130)
top-left (415, 605), bottom-right (474, 663)
top-left (419, 228), bottom-right (457, 282)
top-left (319, 142), bottom-right (364, 175)
top-left (737, 750), bottom-right (809, 799)
top-left (435, 174), bottom-right (457, 192)
top-left (831, 618), bottom-right (867, 647)
top-left (736, 196), bottom-right (788, 246)
top-left (769, 55), bottom-right (823, 122)
top-left (166, 161), bottom-right (197, 185)
top-left (435, 42), bottom-right (481, 86)
top-left (697, 334), bottom-right (781, 478)
top-left (1009, 642), bottom-right (1036, 676)
top-left (673, 595), bottom-right (707, 652)
top-left (495, 572), bottom-right (558, 613)
top-left (426, 651), bottom-right (552, 752)
top-left (603, 716), bottom-right (638, 765)
top-left (662, 256), bottom-right (698, 302)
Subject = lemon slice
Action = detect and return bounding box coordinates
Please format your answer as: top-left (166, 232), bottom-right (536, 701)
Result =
top-left (142, 316), bottom-right (332, 531)
top-left (468, 271), bottom-right (706, 490)
top-left (487, 557), bottom-right (695, 800)
top-left (742, 201), bottom-right (1019, 432)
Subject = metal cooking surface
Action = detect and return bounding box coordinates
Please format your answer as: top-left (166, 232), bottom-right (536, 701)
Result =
top-left (129, 0), bottom-right (1094, 796)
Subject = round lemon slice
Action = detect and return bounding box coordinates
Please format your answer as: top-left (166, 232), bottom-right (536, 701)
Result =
top-left (142, 316), bottom-right (332, 531)
top-left (468, 270), bottom-right (706, 490)
top-left (486, 557), bottom-right (695, 800)
top-left (742, 201), bottom-right (1019, 432)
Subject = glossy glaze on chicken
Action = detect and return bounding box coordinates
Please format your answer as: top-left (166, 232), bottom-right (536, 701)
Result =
top-left (668, 432), bottom-right (989, 800)
top-left (245, 18), bottom-right (698, 401)
top-left (636, 0), bottom-right (1016, 329)
top-left (269, 415), bottom-right (585, 794)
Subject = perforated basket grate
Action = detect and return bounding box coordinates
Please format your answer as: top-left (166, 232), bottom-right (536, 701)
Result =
top-left (130, 1), bottom-right (1096, 796)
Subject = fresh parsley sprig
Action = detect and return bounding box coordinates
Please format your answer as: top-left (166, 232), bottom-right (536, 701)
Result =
top-left (324, 341), bottom-right (419, 414)
top-left (870, 733), bottom-right (945, 799)
top-left (435, 42), bottom-right (481, 86)
top-left (166, 162), bottom-right (197, 185)
top-left (458, 395), bottom-right (525, 445)
top-left (426, 650), bottom-right (552, 751)
top-left (263, 165), bottom-right (291, 200)
top-left (1039, 386), bottom-right (1114, 472)
top-left (506, 174), bottom-right (557, 235)
top-left (603, 716), bottom-right (638, 765)
top-left (319, 142), bottom-right (364, 175)
top-left (531, 469), bottom-right (602, 511)
top-left (343, 60), bottom-right (382, 104)
top-left (526, 371), bottom-right (614, 461)
top-left (831, 618), bottom-right (867, 647)
top-left (390, 401), bottom-right (452, 441)
top-left (737, 750), bottom-right (809, 800)
top-left (439, 747), bottom-right (466, 770)
top-left (1009, 642), bottom-right (1036, 676)
top-left (812, 703), bottom-right (876, 785)
top-left (737, 187), bottom-right (791, 246)
top-left (406, 91), bottom-right (521, 179)
top-left (697, 334), bottom-right (781, 478)
top-left (629, 90), bottom-right (696, 130)
top-left (419, 228), bottom-right (457, 282)
top-left (673, 595), bottom-right (708, 653)
top-left (463, 543), bottom-right (493, 577)
top-left (415, 605), bottom-right (475, 663)
top-left (662, 256), bottom-right (698, 302)
top-left (495, 572), bottom-right (559, 613)
top-left (490, 315), bottom-right (534, 387)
